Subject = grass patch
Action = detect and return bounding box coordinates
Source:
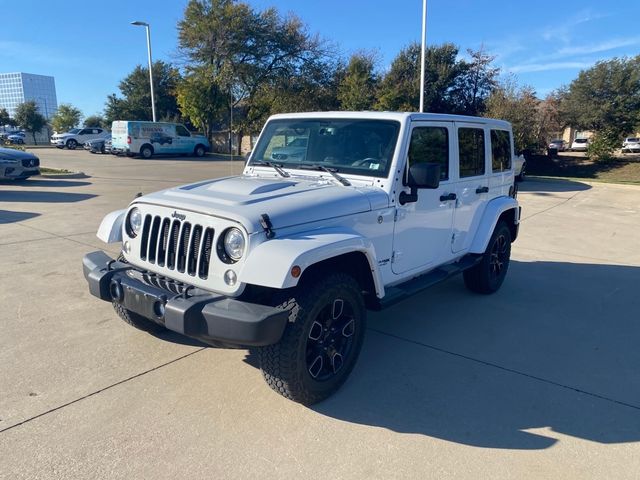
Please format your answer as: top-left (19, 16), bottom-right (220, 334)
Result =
top-left (527, 153), bottom-right (640, 184)
top-left (39, 167), bottom-right (74, 175)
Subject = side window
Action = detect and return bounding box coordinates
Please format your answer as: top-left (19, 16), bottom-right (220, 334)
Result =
top-left (458, 128), bottom-right (485, 178)
top-left (491, 129), bottom-right (512, 172)
top-left (176, 125), bottom-right (191, 137)
top-left (408, 126), bottom-right (449, 180)
top-left (79, 129), bottom-right (91, 135)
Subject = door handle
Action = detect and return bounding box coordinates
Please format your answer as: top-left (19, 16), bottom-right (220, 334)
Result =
top-left (475, 186), bottom-right (489, 194)
top-left (439, 192), bottom-right (457, 202)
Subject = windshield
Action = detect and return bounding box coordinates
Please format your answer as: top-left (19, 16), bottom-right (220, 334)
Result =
top-left (68, 128), bottom-right (81, 134)
top-left (250, 119), bottom-right (401, 178)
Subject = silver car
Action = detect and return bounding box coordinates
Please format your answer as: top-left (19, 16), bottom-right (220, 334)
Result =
top-left (622, 137), bottom-right (640, 153)
top-left (0, 147), bottom-right (40, 180)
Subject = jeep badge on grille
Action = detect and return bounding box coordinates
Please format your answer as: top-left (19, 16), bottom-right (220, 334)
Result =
top-left (171, 211), bottom-right (186, 221)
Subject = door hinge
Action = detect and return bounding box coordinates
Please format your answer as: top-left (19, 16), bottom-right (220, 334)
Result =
top-left (394, 209), bottom-right (399, 222)
top-left (451, 233), bottom-right (456, 244)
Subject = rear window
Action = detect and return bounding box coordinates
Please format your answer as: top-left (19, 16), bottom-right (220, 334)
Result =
top-left (491, 129), bottom-right (512, 172)
top-left (575, 138), bottom-right (588, 143)
top-left (626, 138), bottom-right (639, 142)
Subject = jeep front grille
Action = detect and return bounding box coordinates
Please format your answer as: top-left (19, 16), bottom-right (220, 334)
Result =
top-left (139, 214), bottom-right (214, 279)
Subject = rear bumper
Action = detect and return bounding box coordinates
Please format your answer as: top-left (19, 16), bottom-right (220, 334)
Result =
top-left (82, 251), bottom-right (289, 346)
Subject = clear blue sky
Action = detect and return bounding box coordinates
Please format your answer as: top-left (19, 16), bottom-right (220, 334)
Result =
top-left (2, 0), bottom-right (639, 118)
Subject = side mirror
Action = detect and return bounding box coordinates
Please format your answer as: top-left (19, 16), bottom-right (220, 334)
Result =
top-left (406, 162), bottom-right (441, 189)
top-left (399, 162), bottom-right (441, 205)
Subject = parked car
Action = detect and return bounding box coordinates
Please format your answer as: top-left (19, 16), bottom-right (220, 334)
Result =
top-left (271, 137), bottom-right (308, 161)
top-left (111, 121), bottom-right (210, 158)
top-left (570, 138), bottom-right (590, 151)
top-left (548, 139), bottom-right (566, 152)
top-left (84, 134), bottom-right (112, 154)
top-left (7, 132), bottom-right (26, 144)
top-left (0, 146), bottom-right (40, 180)
top-left (622, 137), bottom-right (640, 153)
top-left (513, 153), bottom-right (526, 181)
top-left (51, 127), bottom-right (109, 150)
top-left (83, 111), bottom-right (521, 405)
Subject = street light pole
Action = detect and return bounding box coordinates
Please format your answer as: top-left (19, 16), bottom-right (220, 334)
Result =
top-left (419, 0), bottom-right (427, 113)
top-left (131, 21), bottom-right (156, 122)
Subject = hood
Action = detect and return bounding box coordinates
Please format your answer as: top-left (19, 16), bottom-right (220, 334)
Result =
top-left (0, 147), bottom-right (37, 161)
top-left (136, 175), bottom-right (389, 233)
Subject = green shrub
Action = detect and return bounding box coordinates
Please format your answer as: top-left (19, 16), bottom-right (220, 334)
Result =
top-left (587, 129), bottom-right (619, 161)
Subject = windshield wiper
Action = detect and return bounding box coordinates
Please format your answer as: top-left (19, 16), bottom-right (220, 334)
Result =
top-left (298, 164), bottom-right (351, 186)
top-left (251, 161), bottom-right (290, 178)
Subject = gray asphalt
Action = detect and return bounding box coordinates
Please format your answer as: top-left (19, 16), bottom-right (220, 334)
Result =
top-left (1, 149), bottom-right (639, 479)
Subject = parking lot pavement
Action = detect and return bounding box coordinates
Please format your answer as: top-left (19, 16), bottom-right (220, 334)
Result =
top-left (1, 150), bottom-right (640, 479)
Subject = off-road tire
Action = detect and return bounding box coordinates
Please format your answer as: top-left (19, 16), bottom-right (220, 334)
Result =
top-left (464, 221), bottom-right (512, 294)
top-left (259, 273), bottom-right (366, 405)
top-left (112, 254), bottom-right (165, 333)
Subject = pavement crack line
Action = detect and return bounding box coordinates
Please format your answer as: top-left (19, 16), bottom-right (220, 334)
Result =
top-left (519, 189), bottom-right (585, 222)
top-left (0, 347), bottom-right (207, 434)
top-left (368, 327), bottom-right (640, 412)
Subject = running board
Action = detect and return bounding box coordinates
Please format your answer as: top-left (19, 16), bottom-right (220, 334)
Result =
top-left (376, 254), bottom-right (482, 310)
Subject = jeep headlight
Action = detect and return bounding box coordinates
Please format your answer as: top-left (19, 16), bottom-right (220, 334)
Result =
top-left (222, 228), bottom-right (245, 261)
top-left (126, 207), bottom-right (142, 237)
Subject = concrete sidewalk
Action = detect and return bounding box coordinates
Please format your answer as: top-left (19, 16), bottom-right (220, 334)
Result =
top-left (1, 150), bottom-right (639, 479)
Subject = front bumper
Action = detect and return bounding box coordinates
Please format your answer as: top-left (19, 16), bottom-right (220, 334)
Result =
top-left (82, 251), bottom-right (289, 346)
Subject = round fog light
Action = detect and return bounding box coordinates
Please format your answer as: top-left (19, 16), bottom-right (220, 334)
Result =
top-left (224, 269), bottom-right (237, 286)
top-left (153, 300), bottom-right (166, 318)
top-left (109, 280), bottom-right (123, 302)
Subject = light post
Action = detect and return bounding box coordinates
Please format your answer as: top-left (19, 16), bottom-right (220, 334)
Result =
top-left (419, 0), bottom-right (427, 113)
top-left (131, 21), bottom-right (156, 122)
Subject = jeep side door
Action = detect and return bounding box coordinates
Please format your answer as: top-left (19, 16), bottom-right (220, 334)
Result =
top-left (391, 122), bottom-right (455, 275)
top-left (451, 123), bottom-right (489, 253)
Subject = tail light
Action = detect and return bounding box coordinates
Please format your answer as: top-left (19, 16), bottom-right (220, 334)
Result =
top-left (127, 136), bottom-right (131, 144)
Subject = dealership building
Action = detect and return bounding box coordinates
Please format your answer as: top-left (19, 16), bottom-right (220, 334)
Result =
top-left (0, 72), bottom-right (58, 120)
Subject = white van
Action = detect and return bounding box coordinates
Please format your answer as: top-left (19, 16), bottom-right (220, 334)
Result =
top-left (111, 121), bottom-right (210, 158)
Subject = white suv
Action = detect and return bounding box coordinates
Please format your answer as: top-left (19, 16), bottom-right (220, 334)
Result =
top-left (51, 127), bottom-right (109, 150)
top-left (83, 112), bottom-right (520, 404)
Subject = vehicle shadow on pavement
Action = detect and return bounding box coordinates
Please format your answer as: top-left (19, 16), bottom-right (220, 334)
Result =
top-left (308, 260), bottom-right (640, 449)
top-left (0, 191), bottom-right (96, 203)
top-left (0, 210), bottom-right (40, 224)
top-left (519, 178), bottom-right (592, 193)
top-left (18, 179), bottom-right (92, 188)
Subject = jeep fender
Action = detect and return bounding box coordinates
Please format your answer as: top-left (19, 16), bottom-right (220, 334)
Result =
top-left (97, 209), bottom-right (125, 243)
top-left (468, 197), bottom-right (520, 254)
top-left (239, 228), bottom-right (385, 297)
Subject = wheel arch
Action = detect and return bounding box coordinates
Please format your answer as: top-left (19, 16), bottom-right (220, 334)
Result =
top-left (468, 197), bottom-right (520, 254)
top-left (239, 229), bottom-right (384, 299)
top-left (97, 209), bottom-right (126, 243)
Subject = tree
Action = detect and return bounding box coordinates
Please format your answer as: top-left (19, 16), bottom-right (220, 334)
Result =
top-left (177, 68), bottom-right (227, 139)
top-left (560, 56), bottom-right (640, 137)
top-left (337, 52), bottom-right (378, 111)
top-left (177, 0), bottom-right (335, 137)
top-left (0, 107), bottom-right (15, 127)
top-left (51, 103), bottom-right (82, 133)
top-left (84, 115), bottom-right (106, 128)
top-left (14, 101), bottom-right (46, 144)
top-left (375, 43), bottom-right (469, 113)
top-left (453, 47), bottom-right (500, 115)
top-left (105, 61), bottom-right (181, 123)
top-left (559, 56), bottom-right (640, 157)
top-left (484, 78), bottom-right (539, 153)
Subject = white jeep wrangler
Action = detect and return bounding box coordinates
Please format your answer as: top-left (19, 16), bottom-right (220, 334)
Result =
top-left (83, 112), bottom-right (520, 405)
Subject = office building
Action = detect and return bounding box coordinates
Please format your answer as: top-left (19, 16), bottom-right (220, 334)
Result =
top-left (0, 72), bottom-right (58, 120)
